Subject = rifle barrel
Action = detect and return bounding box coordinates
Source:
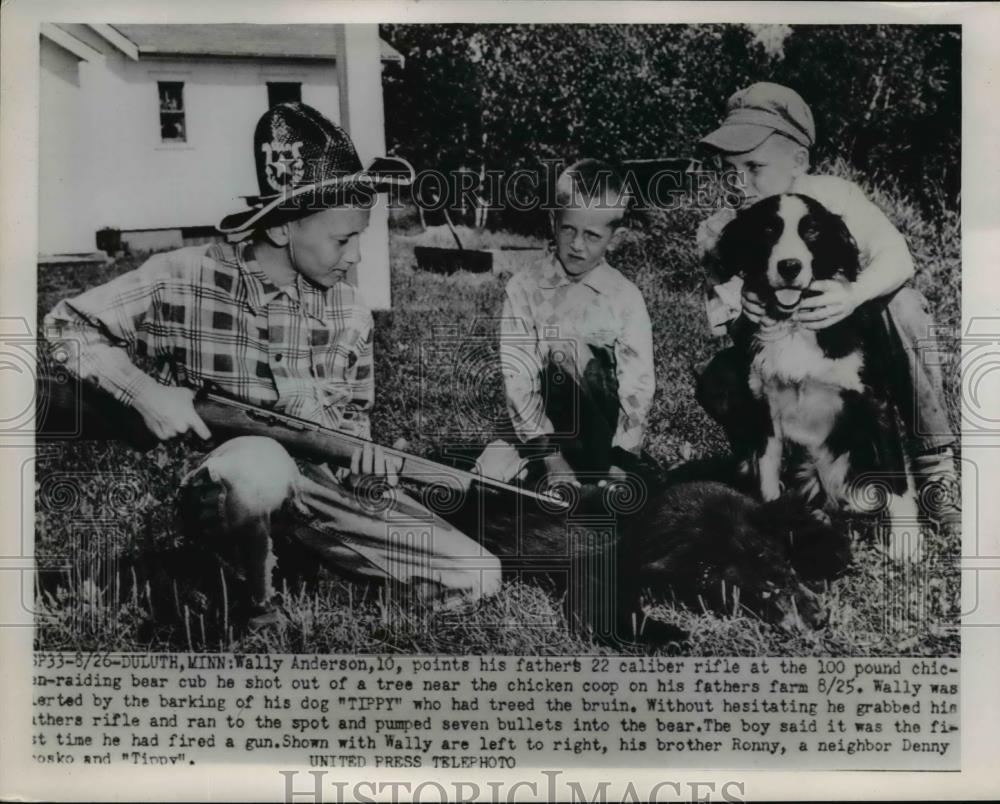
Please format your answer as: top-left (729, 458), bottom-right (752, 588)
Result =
top-left (196, 392), bottom-right (568, 510)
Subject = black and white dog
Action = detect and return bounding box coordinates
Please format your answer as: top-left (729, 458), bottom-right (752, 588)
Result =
top-left (712, 193), bottom-right (919, 558)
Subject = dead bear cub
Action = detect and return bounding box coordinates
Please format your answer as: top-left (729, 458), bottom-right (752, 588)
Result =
top-left (427, 455), bottom-right (851, 647)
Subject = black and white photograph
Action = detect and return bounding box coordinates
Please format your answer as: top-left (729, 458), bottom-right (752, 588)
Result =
top-left (31, 20), bottom-right (962, 656)
top-left (3, 1), bottom-right (999, 800)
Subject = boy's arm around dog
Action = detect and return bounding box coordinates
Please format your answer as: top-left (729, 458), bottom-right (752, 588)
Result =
top-left (695, 175), bottom-right (917, 332)
top-left (696, 207), bottom-right (745, 336)
top-left (794, 174), bottom-right (915, 309)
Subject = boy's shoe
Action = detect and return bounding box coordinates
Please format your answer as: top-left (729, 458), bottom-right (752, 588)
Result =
top-left (409, 579), bottom-right (472, 613)
top-left (913, 446), bottom-right (960, 523)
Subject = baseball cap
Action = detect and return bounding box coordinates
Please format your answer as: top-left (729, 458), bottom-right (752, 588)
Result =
top-left (700, 82), bottom-right (816, 153)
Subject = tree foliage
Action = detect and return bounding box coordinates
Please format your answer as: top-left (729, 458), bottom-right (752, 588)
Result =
top-left (381, 23), bottom-right (960, 220)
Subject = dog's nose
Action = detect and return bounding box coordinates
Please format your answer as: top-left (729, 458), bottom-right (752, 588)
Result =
top-left (777, 258), bottom-right (802, 281)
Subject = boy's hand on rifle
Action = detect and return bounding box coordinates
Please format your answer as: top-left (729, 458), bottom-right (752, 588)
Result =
top-left (600, 464), bottom-right (628, 485)
top-left (133, 385), bottom-right (211, 441)
top-left (541, 450), bottom-right (580, 491)
top-left (348, 438), bottom-right (408, 488)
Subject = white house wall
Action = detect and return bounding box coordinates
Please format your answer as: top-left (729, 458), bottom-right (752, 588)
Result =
top-left (40, 46), bottom-right (341, 250)
top-left (92, 54), bottom-right (341, 232)
top-left (39, 25), bottom-right (392, 308)
top-left (335, 25), bottom-right (392, 310)
top-left (39, 37), bottom-right (95, 255)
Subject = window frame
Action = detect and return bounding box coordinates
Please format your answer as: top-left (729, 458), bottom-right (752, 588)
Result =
top-left (266, 81), bottom-right (303, 108)
top-left (157, 81), bottom-right (187, 144)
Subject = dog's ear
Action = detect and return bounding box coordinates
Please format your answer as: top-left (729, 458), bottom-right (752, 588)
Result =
top-left (809, 202), bottom-right (861, 282)
top-left (711, 209), bottom-right (752, 283)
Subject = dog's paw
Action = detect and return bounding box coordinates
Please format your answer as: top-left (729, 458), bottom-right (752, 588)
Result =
top-left (760, 480), bottom-right (782, 503)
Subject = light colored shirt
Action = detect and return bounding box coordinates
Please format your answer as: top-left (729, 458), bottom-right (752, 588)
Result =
top-left (697, 173), bottom-right (916, 335)
top-left (499, 251), bottom-right (655, 454)
top-left (44, 240), bottom-right (375, 437)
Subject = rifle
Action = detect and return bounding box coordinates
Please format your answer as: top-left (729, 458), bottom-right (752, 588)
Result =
top-left (36, 373), bottom-right (568, 510)
top-left (193, 389), bottom-right (568, 509)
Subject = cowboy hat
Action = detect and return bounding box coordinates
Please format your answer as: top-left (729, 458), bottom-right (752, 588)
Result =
top-left (217, 102), bottom-right (414, 237)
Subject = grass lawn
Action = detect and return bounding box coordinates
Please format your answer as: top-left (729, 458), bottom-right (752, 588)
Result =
top-left (33, 175), bottom-right (962, 657)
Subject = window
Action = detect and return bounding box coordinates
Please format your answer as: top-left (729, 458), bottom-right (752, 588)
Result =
top-left (158, 81), bottom-right (186, 143)
top-left (267, 82), bottom-right (302, 108)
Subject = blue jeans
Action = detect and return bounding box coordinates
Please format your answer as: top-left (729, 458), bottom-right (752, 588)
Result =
top-left (883, 287), bottom-right (955, 451)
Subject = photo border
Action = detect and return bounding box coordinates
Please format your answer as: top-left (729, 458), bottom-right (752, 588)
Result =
top-left (3, 1), bottom-right (999, 800)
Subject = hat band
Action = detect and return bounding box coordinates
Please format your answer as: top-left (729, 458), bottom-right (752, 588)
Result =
top-left (218, 159), bottom-right (415, 236)
top-left (724, 107), bottom-right (813, 146)
top-left (241, 178), bottom-right (358, 207)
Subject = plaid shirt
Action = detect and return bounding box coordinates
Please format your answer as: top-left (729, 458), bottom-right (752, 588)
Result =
top-left (44, 241), bottom-right (375, 437)
top-left (500, 250), bottom-right (655, 454)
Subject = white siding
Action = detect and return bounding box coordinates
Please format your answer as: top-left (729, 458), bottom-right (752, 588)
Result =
top-left (336, 24), bottom-right (391, 309)
top-left (39, 43), bottom-right (341, 249)
top-left (88, 54), bottom-right (340, 232)
top-left (38, 25), bottom-right (392, 310)
top-left (38, 38), bottom-right (94, 254)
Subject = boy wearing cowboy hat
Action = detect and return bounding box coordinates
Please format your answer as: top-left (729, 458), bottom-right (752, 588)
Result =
top-left (45, 102), bottom-right (502, 627)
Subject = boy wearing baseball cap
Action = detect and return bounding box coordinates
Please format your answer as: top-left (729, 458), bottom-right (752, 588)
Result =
top-left (45, 102), bottom-right (501, 627)
top-left (695, 82), bottom-right (956, 500)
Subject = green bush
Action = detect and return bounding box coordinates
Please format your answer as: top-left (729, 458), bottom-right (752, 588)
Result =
top-left (381, 24), bottom-right (959, 217)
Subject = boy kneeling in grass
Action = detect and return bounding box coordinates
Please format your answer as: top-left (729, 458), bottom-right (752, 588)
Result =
top-left (476, 159), bottom-right (658, 489)
top-left (44, 102), bottom-right (502, 629)
top-left (695, 82), bottom-right (957, 509)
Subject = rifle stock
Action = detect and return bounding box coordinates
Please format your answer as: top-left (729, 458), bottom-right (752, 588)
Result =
top-left (37, 372), bottom-right (159, 450)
